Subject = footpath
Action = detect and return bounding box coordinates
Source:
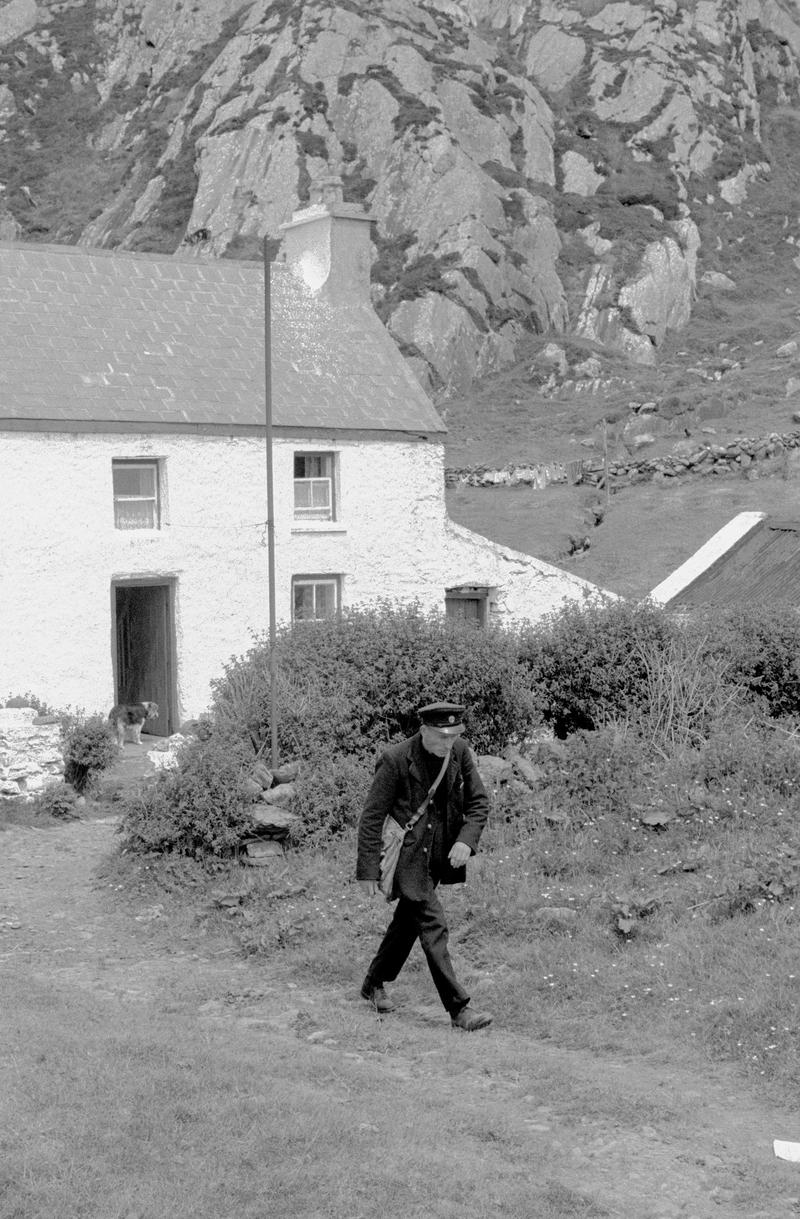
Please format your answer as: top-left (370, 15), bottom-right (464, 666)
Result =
top-left (2, 800), bottom-right (800, 1218)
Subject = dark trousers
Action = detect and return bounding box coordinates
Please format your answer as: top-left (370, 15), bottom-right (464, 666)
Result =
top-left (364, 889), bottom-right (470, 1015)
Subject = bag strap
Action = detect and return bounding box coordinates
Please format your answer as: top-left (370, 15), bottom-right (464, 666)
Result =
top-left (404, 752), bottom-right (450, 835)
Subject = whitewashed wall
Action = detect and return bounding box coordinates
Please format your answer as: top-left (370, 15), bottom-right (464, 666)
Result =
top-left (2, 430), bottom-right (607, 720)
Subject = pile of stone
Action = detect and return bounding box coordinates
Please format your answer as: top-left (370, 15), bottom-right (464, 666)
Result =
top-left (240, 759), bottom-right (302, 866)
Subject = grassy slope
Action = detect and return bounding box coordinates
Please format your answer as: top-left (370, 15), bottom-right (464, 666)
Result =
top-left (445, 111), bottom-right (800, 599)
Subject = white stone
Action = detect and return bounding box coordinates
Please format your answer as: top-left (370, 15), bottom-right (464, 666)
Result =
top-left (0, 82), bottom-right (16, 119)
top-left (525, 26), bottom-right (585, 92)
top-left (560, 150), bottom-right (603, 197)
top-left (0, 0), bottom-right (37, 46)
top-left (700, 271), bottom-right (736, 291)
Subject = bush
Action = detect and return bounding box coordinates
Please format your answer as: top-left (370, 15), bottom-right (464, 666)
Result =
top-left (30, 783), bottom-right (80, 820)
top-left (690, 712), bottom-right (800, 801)
top-left (693, 605), bottom-right (800, 719)
top-left (4, 692), bottom-right (56, 713)
top-left (119, 736), bottom-right (253, 857)
top-left (532, 724), bottom-right (651, 824)
top-left (517, 598), bottom-right (678, 736)
top-left (210, 601), bottom-right (540, 762)
top-left (288, 755), bottom-right (372, 846)
top-left (63, 716), bottom-right (118, 793)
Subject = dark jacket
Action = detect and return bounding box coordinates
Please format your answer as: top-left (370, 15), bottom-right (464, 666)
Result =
top-left (357, 733), bottom-right (489, 900)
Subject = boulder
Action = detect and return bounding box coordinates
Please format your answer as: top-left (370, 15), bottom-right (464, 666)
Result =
top-left (251, 760), bottom-right (274, 789)
top-left (476, 755), bottom-right (514, 788)
top-left (260, 781), bottom-right (297, 808)
top-left (241, 838), bottom-right (285, 866)
top-left (249, 804), bottom-right (302, 836)
top-left (272, 760), bottom-right (301, 784)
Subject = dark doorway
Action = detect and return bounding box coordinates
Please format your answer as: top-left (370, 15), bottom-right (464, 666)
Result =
top-left (113, 581), bottom-right (176, 737)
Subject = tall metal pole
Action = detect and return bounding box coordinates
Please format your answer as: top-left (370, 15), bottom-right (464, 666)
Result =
top-left (263, 237), bottom-right (279, 770)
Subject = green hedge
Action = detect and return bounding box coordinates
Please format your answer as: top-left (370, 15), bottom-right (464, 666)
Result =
top-left (210, 601), bottom-right (540, 761)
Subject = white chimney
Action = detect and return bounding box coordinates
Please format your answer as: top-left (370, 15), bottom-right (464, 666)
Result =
top-left (278, 175), bottom-right (374, 299)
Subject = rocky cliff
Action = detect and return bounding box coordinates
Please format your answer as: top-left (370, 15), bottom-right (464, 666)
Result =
top-left (2, 0), bottom-right (800, 396)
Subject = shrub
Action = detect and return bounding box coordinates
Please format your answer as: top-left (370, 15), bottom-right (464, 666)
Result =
top-left (210, 601), bottom-right (540, 763)
top-left (532, 724), bottom-right (651, 824)
top-left (288, 755), bottom-right (372, 846)
top-left (693, 605), bottom-right (800, 719)
top-left (63, 716), bottom-right (118, 793)
top-left (690, 712), bottom-right (800, 801)
top-left (119, 736), bottom-right (253, 857)
top-left (31, 783), bottom-right (80, 820)
top-left (516, 598), bottom-right (678, 736)
top-left (4, 692), bottom-right (56, 713)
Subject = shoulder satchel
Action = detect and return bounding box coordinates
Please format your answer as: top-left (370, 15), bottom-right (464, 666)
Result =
top-left (378, 752), bottom-right (450, 903)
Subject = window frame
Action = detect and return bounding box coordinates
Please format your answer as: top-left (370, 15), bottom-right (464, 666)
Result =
top-left (444, 585), bottom-right (493, 628)
top-left (293, 451), bottom-right (337, 522)
top-left (112, 459), bottom-right (161, 531)
top-left (291, 574), bottom-right (342, 623)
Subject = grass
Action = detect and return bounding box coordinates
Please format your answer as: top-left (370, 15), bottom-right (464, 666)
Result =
top-left (108, 726), bottom-right (800, 1111)
top-left (0, 796), bottom-right (73, 831)
top-left (0, 957), bottom-right (644, 1219)
top-left (446, 461), bottom-right (800, 598)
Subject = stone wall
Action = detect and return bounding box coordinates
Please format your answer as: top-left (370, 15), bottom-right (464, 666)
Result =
top-left (0, 708), bottom-right (64, 800)
top-left (446, 431), bottom-right (800, 490)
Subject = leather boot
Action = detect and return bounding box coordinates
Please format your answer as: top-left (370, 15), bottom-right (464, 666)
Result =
top-left (360, 982), bottom-right (396, 1013)
top-left (451, 1005), bottom-right (493, 1031)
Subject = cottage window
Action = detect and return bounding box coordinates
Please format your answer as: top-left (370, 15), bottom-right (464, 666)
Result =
top-left (292, 575), bottom-right (340, 622)
top-left (445, 586), bottom-right (492, 628)
top-left (112, 460), bottom-right (160, 530)
top-left (294, 452), bottom-right (335, 521)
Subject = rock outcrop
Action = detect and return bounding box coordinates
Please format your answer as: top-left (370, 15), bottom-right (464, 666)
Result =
top-left (1, 0), bottom-right (800, 391)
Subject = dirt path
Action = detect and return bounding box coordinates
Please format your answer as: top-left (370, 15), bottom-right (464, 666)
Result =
top-left (2, 815), bottom-right (799, 1219)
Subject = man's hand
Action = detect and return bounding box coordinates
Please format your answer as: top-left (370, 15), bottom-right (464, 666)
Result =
top-left (359, 880), bottom-right (380, 897)
top-left (448, 841), bottom-right (471, 867)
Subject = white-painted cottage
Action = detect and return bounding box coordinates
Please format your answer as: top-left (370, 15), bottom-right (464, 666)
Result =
top-left (1, 185), bottom-right (604, 734)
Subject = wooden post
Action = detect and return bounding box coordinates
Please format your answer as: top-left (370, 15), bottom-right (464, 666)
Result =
top-left (602, 417), bottom-right (610, 510)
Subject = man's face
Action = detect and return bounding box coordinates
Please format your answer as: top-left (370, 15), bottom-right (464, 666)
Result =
top-left (420, 723), bottom-right (464, 757)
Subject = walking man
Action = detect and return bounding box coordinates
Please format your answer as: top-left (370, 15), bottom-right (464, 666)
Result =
top-left (356, 701), bottom-right (493, 1031)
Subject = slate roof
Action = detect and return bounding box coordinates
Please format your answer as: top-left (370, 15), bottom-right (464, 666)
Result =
top-left (666, 518), bottom-right (800, 607)
top-left (0, 242), bottom-right (445, 435)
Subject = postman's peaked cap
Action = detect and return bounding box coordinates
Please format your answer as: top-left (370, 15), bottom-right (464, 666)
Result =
top-left (418, 702), bottom-right (466, 731)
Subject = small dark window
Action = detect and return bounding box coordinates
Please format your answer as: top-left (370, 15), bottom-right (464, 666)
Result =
top-left (445, 586), bottom-right (491, 628)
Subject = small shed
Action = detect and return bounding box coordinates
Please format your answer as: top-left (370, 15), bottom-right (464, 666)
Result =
top-left (649, 512), bottom-right (800, 608)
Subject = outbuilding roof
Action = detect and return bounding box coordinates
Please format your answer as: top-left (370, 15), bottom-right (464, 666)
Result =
top-left (651, 514), bottom-right (800, 608)
top-left (0, 241), bottom-right (445, 435)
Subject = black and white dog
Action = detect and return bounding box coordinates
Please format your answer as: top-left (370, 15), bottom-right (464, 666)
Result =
top-left (108, 701), bottom-right (159, 749)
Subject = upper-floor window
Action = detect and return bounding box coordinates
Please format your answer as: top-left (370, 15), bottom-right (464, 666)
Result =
top-left (292, 575), bottom-right (340, 622)
top-left (112, 460), bottom-right (160, 530)
top-left (294, 452), bottom-right (335, 521)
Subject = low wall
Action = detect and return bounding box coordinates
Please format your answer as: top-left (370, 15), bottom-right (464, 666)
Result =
top-left (0, 708), bottom-right (64, 800)
top-left (445, 430), bottom-right (800, 490)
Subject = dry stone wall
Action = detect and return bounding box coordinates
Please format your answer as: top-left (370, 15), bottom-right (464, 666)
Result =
top-left (0, 708), bottom-right (64, 800)
top-left (446, 430), bottom-right (800, 489)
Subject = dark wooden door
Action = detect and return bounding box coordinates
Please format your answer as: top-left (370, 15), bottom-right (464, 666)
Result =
top-left (115, 584), bottom-right (173, 736)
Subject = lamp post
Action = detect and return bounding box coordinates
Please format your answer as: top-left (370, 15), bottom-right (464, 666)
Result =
top-left (263, 236), bottom-right (279, 770)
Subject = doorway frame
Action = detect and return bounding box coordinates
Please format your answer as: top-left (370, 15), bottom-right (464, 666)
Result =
top-left (110, 576), bottom-right (179, 736)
